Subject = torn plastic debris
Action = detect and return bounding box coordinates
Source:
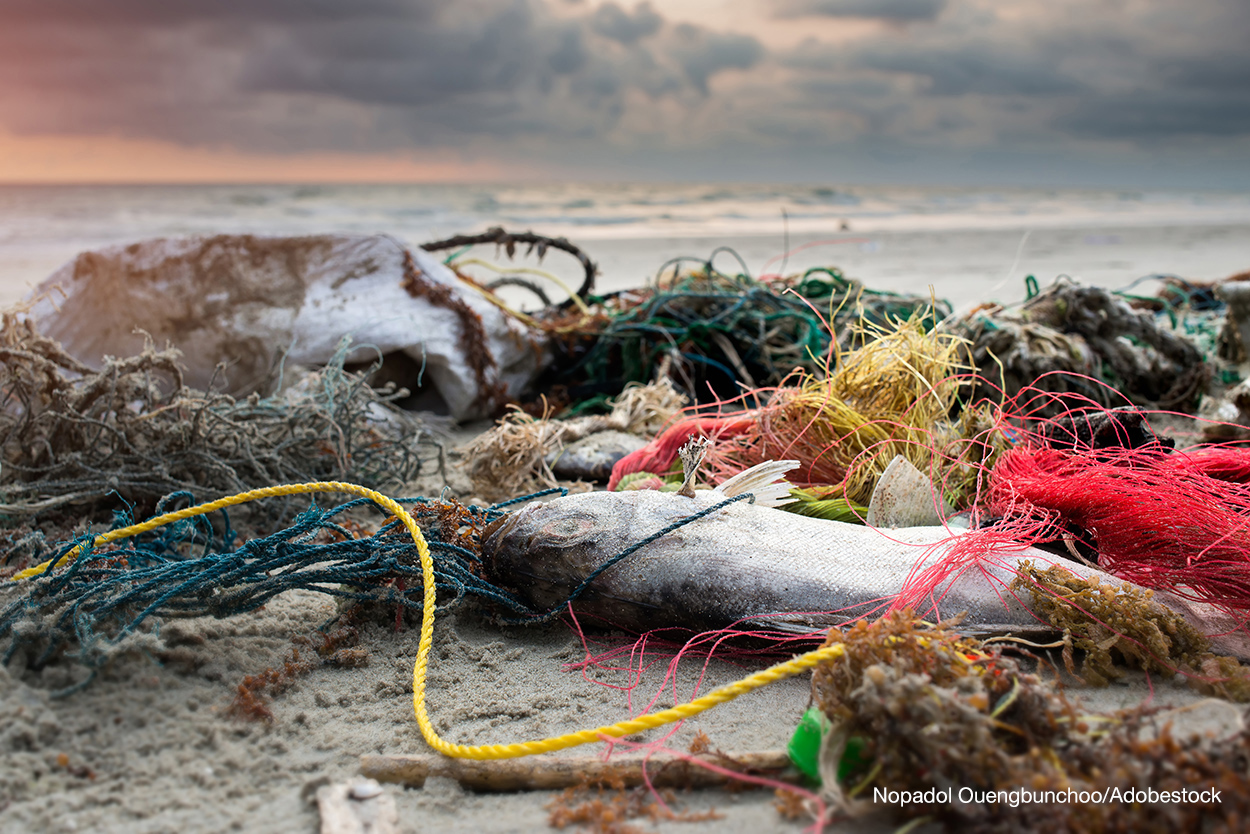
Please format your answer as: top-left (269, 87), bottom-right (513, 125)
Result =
top-left (24, 234), bottom-right (546, 421)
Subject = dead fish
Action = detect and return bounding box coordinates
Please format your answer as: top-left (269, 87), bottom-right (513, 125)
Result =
top-left (545, 430), bottom-right (648, 482)
top-left (483, 461), bottom-right (1250, 659)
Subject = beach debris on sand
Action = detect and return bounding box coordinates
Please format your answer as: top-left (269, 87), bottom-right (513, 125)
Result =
top-left (461, 373), bottom-right (687, 501)
top-left (24, 233), bottom-right (545, 420)
top-left (809, 611), bottom-right (1250, 832)
top-left (521, 256), bottom-right (949, 408)
top-left (6, 226), bottom-right (1250, 831)
top-left (956, 278), bottom-right (1211, 413)
top-left (0, 311), bottom-right (442, 522)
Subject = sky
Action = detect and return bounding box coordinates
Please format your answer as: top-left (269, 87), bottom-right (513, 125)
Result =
top-left (0, 0), bottom-right (1247, 187)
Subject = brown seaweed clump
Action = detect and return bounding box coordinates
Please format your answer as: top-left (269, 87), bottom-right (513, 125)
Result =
top-left (227, 620), bottom-right (368, 723)
top-left (546, 772), bottom-right (720, 834)
top-left (1012, 562), bottom-right (1250, 700)
top-left (810, 611), bottom-right (1250, 833)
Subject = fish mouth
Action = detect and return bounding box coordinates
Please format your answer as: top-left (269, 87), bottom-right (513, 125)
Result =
top-left (480, 512), bottom-right (521, 557)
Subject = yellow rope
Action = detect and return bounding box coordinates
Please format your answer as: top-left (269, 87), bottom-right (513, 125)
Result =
top-left (9, 481), bottom-right (842, 760)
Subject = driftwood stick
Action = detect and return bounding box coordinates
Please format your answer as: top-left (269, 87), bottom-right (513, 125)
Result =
top-left (359, 750), bottom-right (799, 792)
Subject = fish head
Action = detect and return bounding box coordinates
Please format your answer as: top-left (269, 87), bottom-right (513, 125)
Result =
top-left (480, 492), bottom-right (650, 615)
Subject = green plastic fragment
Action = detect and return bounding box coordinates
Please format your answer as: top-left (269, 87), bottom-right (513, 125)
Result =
top-left (787, 707), bottom-right (831, 783)
top-left (787, 707), bottom-right (869, 785)
top-left (837, 734), bottom-right (868, 783)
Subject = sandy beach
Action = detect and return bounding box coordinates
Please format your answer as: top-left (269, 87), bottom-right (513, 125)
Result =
top-left (5, 0), bottom-right (1250, 827)
top-left (3, 427), bottom-right (1247, 834)
top-left (3, 184), bottom-right (1250, 833)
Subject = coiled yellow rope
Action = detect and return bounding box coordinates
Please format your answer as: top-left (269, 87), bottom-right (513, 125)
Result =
top-left (10, 481), bottom-right (843, 759)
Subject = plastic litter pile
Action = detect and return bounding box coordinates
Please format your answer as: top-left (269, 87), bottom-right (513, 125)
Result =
top-left (5, 230), bottom-right (1250, 832)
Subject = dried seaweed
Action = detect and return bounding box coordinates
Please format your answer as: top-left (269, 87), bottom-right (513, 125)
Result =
top-left (462, 376), bottom-right (686, 502)
top-left (228, 620), bottom-right (367, 722)
top-left (809, 611), bottom-right (1250, 832)
top-left (1013, 562), bottom-right (1250, 700)
top-left (546, 773), bottom-right (720, 834)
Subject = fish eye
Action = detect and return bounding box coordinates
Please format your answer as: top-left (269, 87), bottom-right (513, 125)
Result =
top-left (539, 516), bottom-right (597, 541)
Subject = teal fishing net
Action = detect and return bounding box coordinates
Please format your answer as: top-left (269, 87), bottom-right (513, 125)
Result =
top-left (0, 492), bottom-right (539, 694)
top-left (535, 255), bottom-right (950, 408)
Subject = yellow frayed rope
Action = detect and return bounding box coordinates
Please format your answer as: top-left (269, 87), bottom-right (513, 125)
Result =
top-left (10, 481), bottom-right (843, 759)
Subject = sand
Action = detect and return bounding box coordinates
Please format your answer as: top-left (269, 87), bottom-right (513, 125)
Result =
top-left (3, 217), bottom-right (1248, 831)
top-left (3, 579), bottom-right (1238, 834)
top-left (2, 441), bottom-right (1244, 834)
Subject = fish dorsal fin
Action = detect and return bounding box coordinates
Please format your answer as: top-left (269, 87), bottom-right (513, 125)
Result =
top-left (714, 460), bottom-right (800, 507)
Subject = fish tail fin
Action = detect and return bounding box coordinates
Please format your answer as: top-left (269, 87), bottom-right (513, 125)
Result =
top-left (715, 460), bottom-right (800, 507)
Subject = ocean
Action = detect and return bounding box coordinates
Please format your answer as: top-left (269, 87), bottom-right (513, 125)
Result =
top-left (2, 182), bottom-right (1249, 311)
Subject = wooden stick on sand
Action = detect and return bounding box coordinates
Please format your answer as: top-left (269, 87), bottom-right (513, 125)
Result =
top-left (360, 750), bottom-right (798, 792)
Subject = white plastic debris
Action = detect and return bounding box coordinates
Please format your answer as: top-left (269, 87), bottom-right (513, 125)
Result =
top-left (26, 234), bottom-right (545, 421)
top-left (866, 455), bottom-right (952, 528)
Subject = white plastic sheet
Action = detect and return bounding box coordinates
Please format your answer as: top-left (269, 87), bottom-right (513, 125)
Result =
top-left (27, 234), bottom-right (545, 420)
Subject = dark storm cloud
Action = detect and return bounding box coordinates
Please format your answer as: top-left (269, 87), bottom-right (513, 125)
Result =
top-left (670, 24), bottom-right (764, 95)
top-left (854, 45), bottom-right (1079, 96)
top-left (0, 0), bottom-right (1247, 179)
top-left (776, 0), bottom-right (946, 22)
top-left (0, 0), bottom-right (762, 150)
top-left (807, 0), bottom-right (1250, 144)
top-left (590, 2), bottom-right (661, 44)
top-left (1063, 93), bottom-right (1250, 140)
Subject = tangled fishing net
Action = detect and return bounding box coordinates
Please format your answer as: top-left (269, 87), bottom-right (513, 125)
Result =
top-left (958, 280), bottom-right (1211, 414)
top-left (611, 316), bottom-right (1006, 510)
top-left (989, 444), bottom-right (1250, 612)
top-left (0, 310), bottom-right (444, 522)
top-left (0, 492), bottom-right (537, 692)
top-left (527, 256), bottom-right (949, 409)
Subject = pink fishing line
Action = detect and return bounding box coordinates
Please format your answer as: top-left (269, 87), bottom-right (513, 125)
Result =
top-left (989, 445), bottom-right (1250, 611)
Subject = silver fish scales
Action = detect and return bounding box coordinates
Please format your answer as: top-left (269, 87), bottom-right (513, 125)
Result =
top-left (483, 466), bottom-right (1250, 659)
